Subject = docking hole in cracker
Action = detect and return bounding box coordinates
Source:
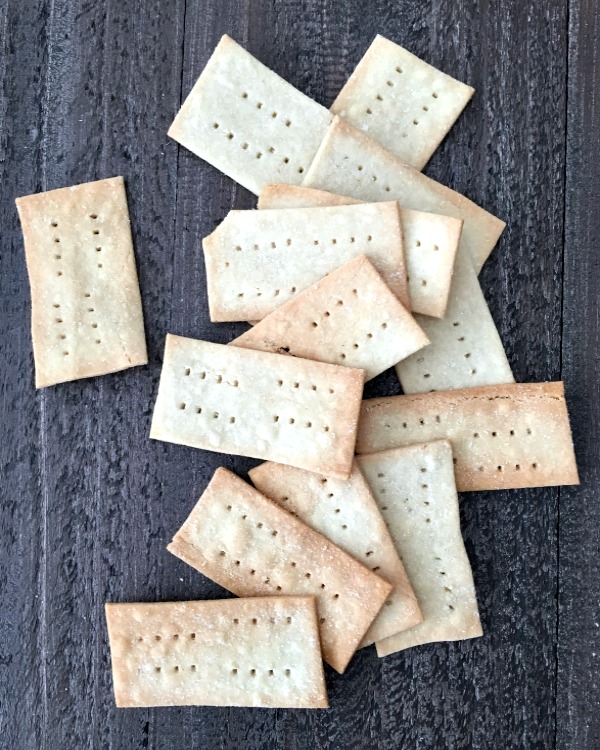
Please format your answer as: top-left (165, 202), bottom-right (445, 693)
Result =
top-left (302, 116), bottom-right (505, 272)
top-left (231, 255), bottom-right (428, 380)
top-left (167, 468), bottom-right (392, 674)
top-left (168, 35), bottom-right (333, 195)
top-left (105, 596), bottom-right (328, 708)
top-left (150, 335), bottom-right (364, 479)
top-left (331, 35), bottom-right (474, 171)
top-left (203, 202), bottom-right (409, 321)
top-left (357, 440), bottom-right (482, 655)
top-left (258, 184), bottom-right (462, 319)
top-left (356, 382), bottom-right (580, 491)
top-left (15, 176), bottom-right (147, 388)
top-left (249, 460), bottom-right (422, 647)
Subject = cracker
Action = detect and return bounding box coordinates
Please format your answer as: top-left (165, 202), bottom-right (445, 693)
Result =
top-left (105, 597), bottom-right (328, 708)
top-left (167, 468), bottom-right (393, 673)
top-left (168, 35), bottom-right (333, 195)
top-left (396, 247), bottom-right (514, 392)
top-left (302, 116), bottom-right (505, 271)
top-left (356, 440), bottom-right (482, 655)
top-left (231, 256), bottom-right (428, 381)
top-left (331, 35), bottom-right (475, 170)
top-left (15, 177), bottom-right (147, 388)
top-left (258, 184), bottom-right (462, 319)
top-left (248, 461), bottom-right (422, 647)
top-left (150, 335), bottom-right (364, 479)
top-left (356, 382), bottom-right (580, 491)
top-left (203, 202), bottom-right (409, 321)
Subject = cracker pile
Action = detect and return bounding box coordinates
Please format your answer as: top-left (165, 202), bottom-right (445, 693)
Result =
top-left (16, 34), bottom-right (579, 710)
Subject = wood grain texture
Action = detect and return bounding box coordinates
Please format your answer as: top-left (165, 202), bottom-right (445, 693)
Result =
top-left (0, 0), bottom-right (595, 748)
top-left (557, 1), bottom-right (600, 749)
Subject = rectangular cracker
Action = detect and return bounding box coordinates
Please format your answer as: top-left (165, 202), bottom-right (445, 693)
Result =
top-left (168, 35), bottom-right (333, 195)
top-left (203, 202), bottom-right (409, 322)
top-left (248, 461), bottom-right (423, 647)
top-left (231, 256), bottom-right (429, 381)
top-left (331, 35), bottom-right (474, 170)
top-left (15, 177), bottom-right (147, 388)
top-left (105, 597), bottom-right (328, 708)
top-left (258, 184), bottom-right (462, 319)
top-left (167, 468), bottom-right (393, 673)
top-left (396, 247), bottom-right (514, 392)
top-left (259, 185), bottom-right (512, 389)
top-left (356, 382), bottom-right (580, 491)
top-left (356, 440), bottom-right (482, 655)
top-left (302, 116), bottom-right (505, 271)
top-left (150, 335), bottom-right (364, 479)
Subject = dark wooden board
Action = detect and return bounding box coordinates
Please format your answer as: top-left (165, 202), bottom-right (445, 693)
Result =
top-left (558, 1), bottom-right (600, 749)
top-left (0, 0), bottom-right (595, 748)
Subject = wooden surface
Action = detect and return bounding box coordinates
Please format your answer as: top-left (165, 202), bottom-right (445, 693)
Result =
top-left (0, 1), bottom-right (597, 748)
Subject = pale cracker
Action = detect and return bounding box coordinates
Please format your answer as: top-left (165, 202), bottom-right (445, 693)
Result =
top-left (396, 247), bottom-right (514, 392)
top-left (302, 116), bottom-right (505, 271)
top-left (248, 461), bottom-right (422, 647)
top-left (258, 184), bottom-right (462, 319)
top-left (356, 440), bottom-right (482, 655)
top-left (167, 468), bottom-right (392, 673)
top-left (356, 382), bottom-right (580, 491)
top-left (331, 35), bottom-right (474, 170)
top-left (231, 256), bottom-right (429, 381)
top-left (168, 35), bottom-right (333, 195)
top-left (150, 335), bottom-right (364, 480)
top-left (15, 177), bottom-right (147, 388)
top-left (203, 202), bottom-right (409, 321)
top-left (105, 597), bottom-right (328, 708)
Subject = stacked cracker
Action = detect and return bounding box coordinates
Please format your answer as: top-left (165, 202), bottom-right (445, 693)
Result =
top-left (16, 34), bottom-right (579, 711)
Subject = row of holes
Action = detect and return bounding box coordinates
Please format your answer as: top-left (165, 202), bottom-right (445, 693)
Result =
top-left (231, 236), bottom-right (373, 252)
top-left (181, 372), bottom-right (334, 394)
top-left (273, 415), bottom-right (330, 431)
top-left (393, 419), bottom-right (535, 438)
top-left (432, 556), bottom-right (453, 606)
top-left (177, 404), bottom-right (330, 431)
top-left (225, 505), bottom-right (341, 605)
top-left (276, 379), bottom-right (334, 394)
top-left (486, 463), bottom-right (538, 472)
top-left (237, 287), bottom-right (296, 298)
top-left (240, 91), bottom-right (293, 127)
top-left (212, 122), bottom-right (302, 172)
top-left (473, 428), bottom-right (533, 438)
top-left (183, 369), bottom-right (239, 386)
top-left (152, 665), bottom-right (293, 677)
top-left (178, 404), bottom-right (235, 422)
top-left (138, 616), bottom-right (291, 643)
